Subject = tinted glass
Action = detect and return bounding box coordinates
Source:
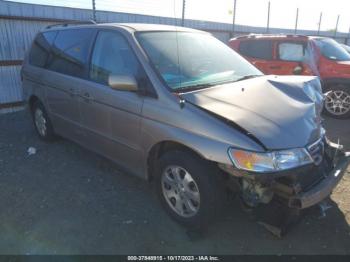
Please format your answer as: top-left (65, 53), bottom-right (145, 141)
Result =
top-left (136, 32), bottom-right (262, 91)
top-left (239, 40), bottom-right (273, 60)
top-left (47, 29), bottom-right (94, 77)
top-left (29, 31), bottom-right (57, 67)
top-left (315, 38), bottom-right (350, 61)
top-left (90, 31), bottom-right (142, 85)
top-left (278, 42), bottom-right (305, 61)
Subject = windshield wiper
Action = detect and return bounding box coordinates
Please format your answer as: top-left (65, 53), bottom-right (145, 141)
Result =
top-left (234, 75), bottom-right (262, 82)
top-left (174, 75), bottom-right (262, 93)
top-left (174, 83), bottom-right (216, 93)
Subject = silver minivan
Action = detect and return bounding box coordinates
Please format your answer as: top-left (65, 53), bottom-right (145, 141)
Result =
top-left (22, 22), bottom-right (350, 228)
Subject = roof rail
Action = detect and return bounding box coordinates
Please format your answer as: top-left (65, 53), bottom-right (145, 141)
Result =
top-left (232, 33), bottom-right (308, 40)
top-left (285, 34), bottom-right (308, 38)
top-left (46, 20), bottom-right (97, 29)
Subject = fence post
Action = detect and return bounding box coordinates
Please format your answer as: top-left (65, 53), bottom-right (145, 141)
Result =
top-left (294, 8), bottom-right (299, 35)
top-left (317, 12), bottom-right (322, 35)
top-left (92, 0), bottom-right (96, 21)
top-left (182, 0), bottom-right (186, 26)
top-left (266, 1), bottom-right (270, 33)
top-left (334, 15), bottom-right (340, 38)
top-left (231, 0), bottom-right (237, 38)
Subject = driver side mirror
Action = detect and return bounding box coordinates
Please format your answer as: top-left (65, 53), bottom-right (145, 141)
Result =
top-left (293, 65), bottom-right (303, 75)
top-left (108, 74), bottom-right (138, 92)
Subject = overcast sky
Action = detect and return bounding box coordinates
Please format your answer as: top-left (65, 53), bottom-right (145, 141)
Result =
top-left (7, 0), bottom-right (350, 33)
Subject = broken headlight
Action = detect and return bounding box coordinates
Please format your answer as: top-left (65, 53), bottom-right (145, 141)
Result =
top-left (228, 148), bottom-right (313, 173)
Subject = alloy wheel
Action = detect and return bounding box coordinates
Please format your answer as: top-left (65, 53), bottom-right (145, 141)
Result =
top-left (325, 90), bottom-right (350, 116)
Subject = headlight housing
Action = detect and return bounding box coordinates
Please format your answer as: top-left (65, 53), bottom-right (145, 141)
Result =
top-left (228, 147), bottom-right (313, 173)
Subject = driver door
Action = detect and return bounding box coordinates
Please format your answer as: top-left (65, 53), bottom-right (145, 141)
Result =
top-left (78, 30), bottom-right (145, 175)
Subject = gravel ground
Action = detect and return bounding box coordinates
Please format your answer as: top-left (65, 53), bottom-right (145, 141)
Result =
top-left (0, 110), bottom-right (349, 255)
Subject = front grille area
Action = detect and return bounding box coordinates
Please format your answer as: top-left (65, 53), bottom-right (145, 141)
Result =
top-left (276, 163), bottom-right (327, 193)
top-left (275, 141), bottom-right (332, 193)
top-left (307, 138), bottom-right (325, 166)
top-left (297, 157), bottom-right (331, 191)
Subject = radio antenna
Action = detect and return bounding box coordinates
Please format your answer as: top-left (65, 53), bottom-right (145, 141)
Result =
top-left (174, 0), bottom-right (182, 90)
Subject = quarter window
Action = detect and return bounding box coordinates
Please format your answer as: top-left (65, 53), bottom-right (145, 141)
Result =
top-left (29, 31), bottom-right (57, 67)
top-left (90, 31), bottom-right (141, 85)
top-left (239, 40), bottom-right (273, 60)
top-left (47, 29), bottom-right (94, 77)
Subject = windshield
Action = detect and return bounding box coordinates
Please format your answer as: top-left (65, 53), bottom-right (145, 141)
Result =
top-left (315, 38), bottom-right (350, 61)
top-left (341, 44), bottom-right (350, 54)
top-left (136, 31), bottom-right (262, 91)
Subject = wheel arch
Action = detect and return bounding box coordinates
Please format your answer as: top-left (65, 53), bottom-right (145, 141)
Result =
top-left (28, 95), bottom-right (40, 112)
top-left (146, 140), bottom-right (208, 182)
top-left (322, 78), bottom-right (350, 91)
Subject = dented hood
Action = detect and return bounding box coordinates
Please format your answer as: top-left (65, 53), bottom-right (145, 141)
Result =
top-left (182, 75), bottom-right (324, 149)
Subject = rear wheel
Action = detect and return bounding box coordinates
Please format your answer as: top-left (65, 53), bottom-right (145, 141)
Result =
top-left (31, 100), bottom-right (57, 141)
top-left (155, 150), bottom-right (225, 228)
top-left (324, 85), bottom-right (350, 119)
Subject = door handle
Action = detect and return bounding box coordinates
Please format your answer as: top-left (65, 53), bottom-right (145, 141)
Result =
top-left (82, 92), bottom-right (93, 102)
top-left (68, 88), bottom-right (78, 97)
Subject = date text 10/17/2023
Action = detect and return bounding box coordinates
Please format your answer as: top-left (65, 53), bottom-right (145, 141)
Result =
top-left (127, 256), bottom-right (220, 261)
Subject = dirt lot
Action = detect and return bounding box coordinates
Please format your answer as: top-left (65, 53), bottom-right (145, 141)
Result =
top-left (0, 110), bottom-right (349, 255)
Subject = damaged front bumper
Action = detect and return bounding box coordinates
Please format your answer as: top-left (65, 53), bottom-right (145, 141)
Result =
top-left (283, 152), bottom-right (350, 209)
top-left (270, 141), bottom-right (350, 209)
top-left (222, 141), bottom-right (350, 210)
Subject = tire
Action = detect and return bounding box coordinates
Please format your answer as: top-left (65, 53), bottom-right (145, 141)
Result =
top-left (155, 150), bottom-right (225, 228)
top-left (31, 100), bottom-right (57, 141)
top-left (324, 85), bottom-right (350, 119)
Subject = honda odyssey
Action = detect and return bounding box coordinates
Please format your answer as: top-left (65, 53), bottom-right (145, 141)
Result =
top-left (22, 23), bottom-right (350, 228)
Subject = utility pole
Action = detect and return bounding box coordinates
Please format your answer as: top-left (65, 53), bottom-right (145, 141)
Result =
top-left (334, 15), bottom-right (340, 38)
top-left (181, 0), bottom-right (186, 27)
top-left (232, 0), bottom-right (237, 37)
top-left (266, 1), bottom-right (270, 33)
top-left (317, 12), bottom-right (322, 35)
top-left (92, 0), bottom-right (96, 22)
top-left (294, 8), bottom-right (299, 35)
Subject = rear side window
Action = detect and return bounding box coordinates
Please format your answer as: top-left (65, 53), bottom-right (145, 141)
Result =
top-left (278, 42), bottom-right (305, 61)
top-left (239, 40), bottom-right (273, 60)
top-left (90, 31), bottom-right (142, 85)
top-left (29, 31), bottom-right (57, 67)
top-left (47, 29), bottom-right (94, 78)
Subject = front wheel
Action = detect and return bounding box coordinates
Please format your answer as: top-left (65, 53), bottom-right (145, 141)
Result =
top-left (155, 150), bottom-right (225, 228)
top-left (324, 85), bottom-right (350, 119)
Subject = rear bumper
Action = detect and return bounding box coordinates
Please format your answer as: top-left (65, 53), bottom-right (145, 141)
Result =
top-left (286, 153), bottom-right (350, 209)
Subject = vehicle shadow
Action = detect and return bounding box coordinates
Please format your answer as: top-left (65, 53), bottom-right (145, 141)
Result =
top-left (201, 196), bottom-right (350, 254)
